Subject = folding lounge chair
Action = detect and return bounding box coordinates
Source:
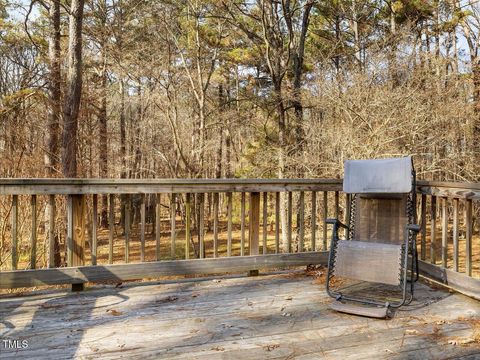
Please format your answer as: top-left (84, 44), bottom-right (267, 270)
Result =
top-left (326, 156), bottom-right (420, 318)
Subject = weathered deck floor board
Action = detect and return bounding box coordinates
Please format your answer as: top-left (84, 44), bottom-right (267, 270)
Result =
top-left (1, 272), bottom-right (479, 359)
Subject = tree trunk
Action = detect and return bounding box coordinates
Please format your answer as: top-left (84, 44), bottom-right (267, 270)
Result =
top-left (291, 0), bottom-right (313, 172)
top-left (98, 35), bottom-right (108, 227)
top-left (45, 0), bottom-right (62, 266)
top-left (120, 79), bottom-right (127, 179)
top-left (45, 0), bottom-right (61, 177)
top-left (62, 0), bottom-right (85, 178)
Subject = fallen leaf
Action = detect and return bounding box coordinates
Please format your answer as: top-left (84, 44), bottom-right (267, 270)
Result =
top-left (263, 344), bottom-right (280, 351)
top-left (157, 296), bottom-right (178, 303)
top-left (405, 329), bottom-right (419, 335)
top-left (211, 346), bottom-right (225, 351)
top-left (449, 338), bottom-right (476, 346)
top-left (107, 309), bottom-right (123, 316)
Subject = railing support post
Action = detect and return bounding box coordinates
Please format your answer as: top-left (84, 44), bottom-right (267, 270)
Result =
top-left (67, 194), bottom-right (86, 291)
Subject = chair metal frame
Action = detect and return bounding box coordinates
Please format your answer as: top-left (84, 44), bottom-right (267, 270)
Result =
top-left (326, 162), bottom-right (420, 310)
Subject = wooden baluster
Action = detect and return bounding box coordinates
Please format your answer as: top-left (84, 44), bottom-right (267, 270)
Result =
top-left (125, 194), bottom-right (131, 263)
top-left (262, 192), bottom-right (268, 255)
top-left (275, 192), bottom-right (280, 254)
top-left (241, 192), bottom-right (246, 256)
top-left (298, 191), bottom-right (305, 252)
top-left (323, 191), bottom-right (328, 250)
top-left (92, 194), bottom-right (98, 266)
top-left (108, 194), bottom-right (114, 264)
top-left (48, 194), bottom-right (56, 268)
top-left (213, 192), bottom-right (219, 257)
top-left (287, 192), bottom-right (292, 253)
top-left (11, 195), bottom-right (18, 270)
top-left (140, 193), bottom-right (146, 262)
top-left (67, 195), bottom-right (73, 267)
top-left (249, 192), bottom-right (260, 256)
top-left (30, 195), bottom-right (37, 269)
top-left (453, 198), bottom-right (459, 272)
top-left (311, 191), bottom-right (316, 251)
top-left (430, 196), bottom-right (437, 264)
top-left (199, 193), bottom-right (205, 258)
top-left (466, 198), bottom-right (472, 276)
top-left (155, 194), bottom-right (161, 261)
top-left (171, 193), bottom-right (177, 259)
top-left (420, 194), bottom-right (426, 261)
top-left (334, 191), bottom-right (339, 219)
top-left (227, 192), bottom-right (233, 257)
top-left (441, 197), bottom-right (448, 268)
top-left (185, 193), bottom-right (191, 260)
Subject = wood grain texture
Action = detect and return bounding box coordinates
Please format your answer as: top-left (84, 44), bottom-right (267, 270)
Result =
top-left (227, 192), bottom-right (233, 257)
top-left (441, 197), bottom-right (448, 268)
top-left (418, 259), bottom-right (480, 300)
top-left (1, 272), bottom-right (479, 360)
top-left (311, 191), bottom-right (316, 251)
top-left (185, 193), bottom-right (191, 260)
top-left (262, 192), bottom-right (268, 255)
top-left (48, 194), bottom-right (55, 268)
top-left (0, 252), bottom-right (328, 288)
top-left (11, 194), bottom-right (18, 270)
top-left (249, 192), bottom-right (260, 256)
top-left (0, 178), bottom-right (343, 195)
top-left (91, 194), bottom-right (98, 266)
top-left (30, 195), bottom-right (37, 269)
top-left (323, 191), bottom-right (328, 250)
top-left (241, 192), bottom-right (246, 256)
top-left (125, 194), bottom-right (131, 263)
top-left (71, 195), bottom-right (86, 267)
top-left (213, 193), bottom-right (219, 258)
top-left (275, 192), bottom-right (280, 254)
top-left (298, 191), bottom-right (305, 252)
top-left (108, 194), bottom-right (114, 264)
top-left (420, 194), bottom-right (426, 261)
top-left (453, 198), bottom-right (459, 272)
top-left (465, 199), bottom-right (473, 276)
top-left (140, 193), bottom-right (146, 262)
top-left (430, 196), bottom-right (437, 264)
top-left (287, 192), bottom-right (292, 253)
top-left (171, 193), bottom-right (177, 259)
top-left (155, 194), bottom-right (161, 261)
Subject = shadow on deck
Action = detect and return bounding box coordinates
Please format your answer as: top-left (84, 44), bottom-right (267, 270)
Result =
top-left (1, 271), bottom-right (479, 359)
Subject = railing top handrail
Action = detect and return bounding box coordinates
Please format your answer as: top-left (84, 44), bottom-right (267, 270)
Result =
top-left (0, 178), bottom-right (342, 185)
top-left (0, 178), bottom-right (343, 195)
top-left (417, 180), bottom-right (480, 190)
top-left (0, 178), bottom-right (479, 196)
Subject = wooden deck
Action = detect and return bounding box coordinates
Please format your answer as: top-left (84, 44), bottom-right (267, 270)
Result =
top-left (1, 271), bottom-right (479, 359)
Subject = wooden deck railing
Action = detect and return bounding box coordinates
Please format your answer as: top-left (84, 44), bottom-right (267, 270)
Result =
top-left (0, 178), bottom-right (478, 299)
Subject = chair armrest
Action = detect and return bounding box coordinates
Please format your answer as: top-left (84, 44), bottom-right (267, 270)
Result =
top-left (326, 218), bottom-right (349, 230)
top-left (406, 224), bottom-right (421, 233)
